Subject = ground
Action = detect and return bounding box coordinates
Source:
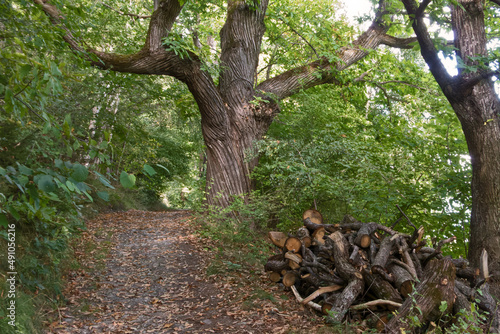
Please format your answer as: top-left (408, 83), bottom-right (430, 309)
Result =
top-left (45, 210), bottom-right (327, 333)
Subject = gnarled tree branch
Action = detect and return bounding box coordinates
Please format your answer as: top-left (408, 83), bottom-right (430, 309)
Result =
top-left (256, 0), bottom-right (396, 100)
top-left (400, 0), bottom-right (454, 95)
top-left (380, 34), bottom-right (417, 49)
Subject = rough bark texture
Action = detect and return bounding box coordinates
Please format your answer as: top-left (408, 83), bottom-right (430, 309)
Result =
top-left (326, 232), bottom-right (365, 322)
top-left (400, 0), bottom-right (500, 279)
top-left (385, 258), bottom-right (456, 334)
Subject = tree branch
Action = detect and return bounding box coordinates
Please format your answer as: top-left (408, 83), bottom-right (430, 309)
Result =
top-left (256, 0), bottom-right (395, 100)
top-left (459, 70), bottom-right (500, 93)
top-left (400, 0), bottom-right (454, 94)
top-left (278, 18), bottom-right (319, 58)
top-left (489, 0), bottom-right (500, 7)
top-left (380, 34), bottom-right (417, 49)
top-left (33, 0), bottom-right (195, 80)
top-left (417, 0), bottom-right (433, 17)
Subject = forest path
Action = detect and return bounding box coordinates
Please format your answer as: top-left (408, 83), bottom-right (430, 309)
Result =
top-left (46, 210), bottom-right (321, 334)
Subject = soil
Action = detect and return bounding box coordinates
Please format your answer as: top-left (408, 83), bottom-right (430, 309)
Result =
top-left (46, 210), bottom-right (325, 334)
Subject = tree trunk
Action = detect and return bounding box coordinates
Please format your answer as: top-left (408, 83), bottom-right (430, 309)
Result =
top-left (449, 0), bottom-right (500, 276)
top-left (401, 0), bottom-right (500, 280)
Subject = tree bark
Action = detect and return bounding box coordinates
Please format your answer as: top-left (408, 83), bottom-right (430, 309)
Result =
top-left (385, 258), bottom-right (456, 333)
top-left (400, 0), bottom-right (500, 279)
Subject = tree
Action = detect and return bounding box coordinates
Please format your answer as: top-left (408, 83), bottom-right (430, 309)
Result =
top-left (399, 0), bottom-right (500, 275)
top-left (32, 0), bottom-right (417, 208)
top-left (32, 0), bottom-right (499, 281)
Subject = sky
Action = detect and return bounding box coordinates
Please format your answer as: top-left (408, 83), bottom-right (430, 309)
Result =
top-left (341, 0), bottom-right (373, 25)
top-left (340, 0), bottom-right (460, 76)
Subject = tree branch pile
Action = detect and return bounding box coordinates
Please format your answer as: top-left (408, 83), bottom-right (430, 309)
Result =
top-left (264, 210), bottom-right (498, 332)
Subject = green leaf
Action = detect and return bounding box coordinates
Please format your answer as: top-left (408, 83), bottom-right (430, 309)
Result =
top-left (0, 213), bottom-right (7, 228)
top-left (9, 207), bottom-right (20, 221)
top-left (54, 159), bottom-right (64, 169)
top-left (37, 174), bottom-right (56, 193)
top-left (439, 301), bottom-right (448, 313)
top-left (66, 180), bottom-right (76, 192)
top-left (17, 164), bottom-right (33, 176)
top-left (143, 164), bottom-right (157, 176)
top-left (120, 171), bottom-right (136, 188)
top-left (71, 163), bottom-right (88, 182)
top-left (155, 164), bottom-right (170, 173)
top-left (97, 191), bottom-right (110, 201)
top-left (98, 176), bottom-right (115, 189)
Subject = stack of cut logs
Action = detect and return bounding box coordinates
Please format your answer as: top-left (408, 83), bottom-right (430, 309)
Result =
top-left (265, 210), bottom-right (499, 333)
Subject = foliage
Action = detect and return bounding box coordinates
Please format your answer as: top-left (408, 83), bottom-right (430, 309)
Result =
top-left (0, 1), bottom-right (201, 332)
top-left (199, 192), bottom-right (279, 270)
top-left (252, 50), bottom-right (470, 258)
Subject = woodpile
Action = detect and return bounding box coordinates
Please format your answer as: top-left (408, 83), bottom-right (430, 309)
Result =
top-left (265, 210), bottom-right (499, 333)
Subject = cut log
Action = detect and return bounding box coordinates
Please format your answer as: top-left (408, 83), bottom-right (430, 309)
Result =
top-left (325, 231), bottom-right (365, 322)
top-left (372, 235), bottom-right (395, 278)
top-left (321, 291), bottom-right (344, 314)
top-left (374, 313), bottom-right (390, 333)
top-left (268, 231), bottom-right (288, 249)
top-left (312, 227), bottom-right (326, 245)
top-left (385, 258), bottom-right (456, 333)
top-left (354, 222), bottom-right (378, 248)
top-left (264, 254), bottom-right (289, 273)
top-left (269, 271), bottom-right (281, 282)
top-left (303, 209), bottom-right (323, 226)
top-left (301, 236), bottom-right (312, 248)
top-left (284, 237), bottom-right (302, 253)
top-left (362, 268), bottom-right (403, 307)
top-left (283, 271), bottom-right (298, 287)
top-left (285, 252), bottom-right (302, 270)
top-left (388, 262), bottom-right (415, 298)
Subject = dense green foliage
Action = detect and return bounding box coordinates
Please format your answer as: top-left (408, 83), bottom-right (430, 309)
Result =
top-left (0, 1), bottom-right (199, 332)
top-left (252, 49), bottom-right (471, 257)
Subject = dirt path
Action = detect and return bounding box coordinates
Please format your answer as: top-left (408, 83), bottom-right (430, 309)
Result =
top-left (47, 210), bottom-right (323, 333)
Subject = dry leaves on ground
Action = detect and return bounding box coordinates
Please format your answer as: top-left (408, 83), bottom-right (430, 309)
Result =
top-left (46, 210), bottom-right (325, 334)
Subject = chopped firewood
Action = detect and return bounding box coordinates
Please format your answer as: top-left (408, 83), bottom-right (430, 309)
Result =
top-left (385, 258), bottom-right (456, 333)
top-left (269, 271), bottom-right (281, 282)
top-left (264, 210), bottom-right (488, 329)
top-left (265, 254), bottom-right (289, 273)
top-left (268, 231), bottom-right (287, 248)
top-left (312, 227), bottom-right (326, 245)
top-left (303, 209), bottom-right (323, 226)
top-left (284, 237), bottom-right (302, 253)
top-left (285, 252), bottom-right (302, 270)
top-left (283, 271), bottom-right (298, 287)
top-left (388, 262), bottom-right (415, 298)
top-left (354, 222), bottom-right (378, 248)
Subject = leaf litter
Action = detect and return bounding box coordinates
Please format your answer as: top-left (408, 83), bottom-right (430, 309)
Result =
top-left (46, 210), bottom-right (323, 333)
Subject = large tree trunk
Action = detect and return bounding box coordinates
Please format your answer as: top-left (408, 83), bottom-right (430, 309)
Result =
top-left (449, 0), bottom-right (500, 276)
top-left (198, 0), bottom-right (274, 208)
top-left (401, 0), bottom-right (500, 280)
